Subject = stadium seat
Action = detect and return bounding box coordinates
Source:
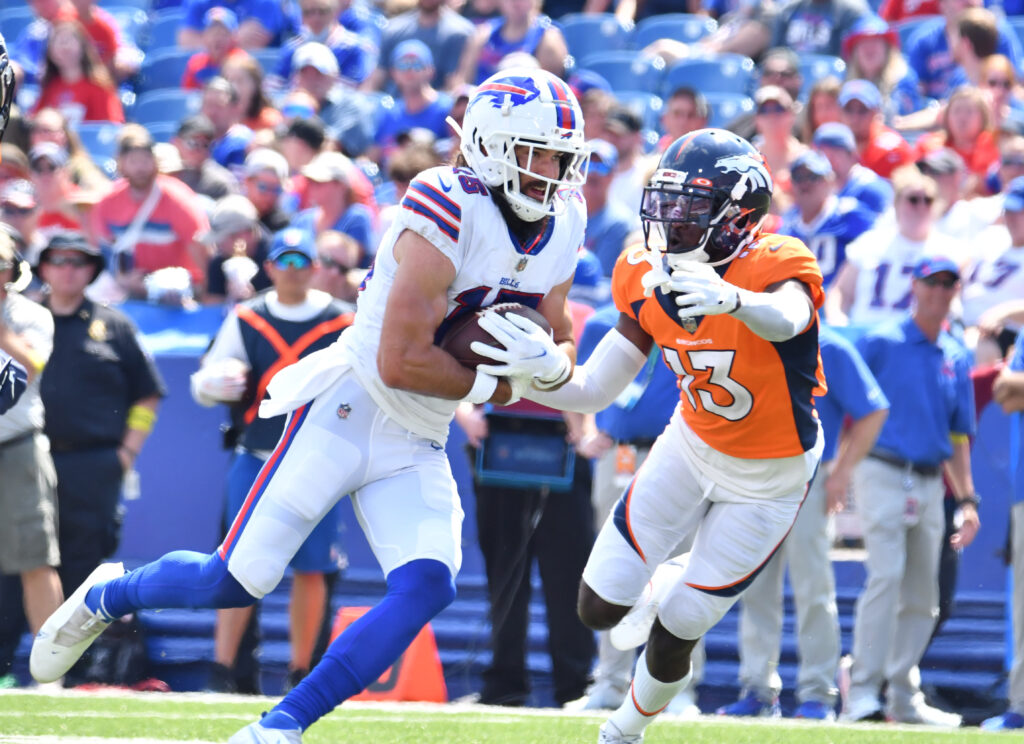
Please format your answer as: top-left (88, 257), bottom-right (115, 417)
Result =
top-left (77, 121), bottom-right (123, 179)
top-left (250, 47), bottom-right (283, 77)
top-left (703, 92), bottom-right (754, 130)
top-left (559, 13), bottom-right (633, 67)
top-left (98, 0), bottom-right (151, 9)
top-left (105, 6), bottom-right (150, 48)
top-left (1011, 17), bottom-right (1024, 50)
top-left (614, 90), bottom-right (664, 134)
top-left (136, 47), bottom-right (192, 93)
top-left (577, 51), bottom-right (666, 95)
top-left (147, 121), bottom-right (179, 142)
top-left (894, 15), bottom-right (942, 50)
top-left (661, 54), bottom-right (755, 97)
top-left (798, 54), bottom-right (846, 99)
top-left (131, 89), bottom-right (201, 125)
top-left (0, 8), bottom-right (38, 43)
top-left (631, 14), bottom-right (718, 50)
top-left (146, 9), bottom-right (187, 52)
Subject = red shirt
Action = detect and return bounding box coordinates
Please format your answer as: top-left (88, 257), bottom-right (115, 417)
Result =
top-left (79, 7), bottom-right (122, 66)
top-left (34, 78), bottom-right (124, 123)
top-left (859, 121), bottom-right (915, 179)
top-left (878, 0), bottom-right (941, 22)
top-left (915, 129), bottom-right (1001, 179)
top-left (182, 47), bottom-right (250, 90)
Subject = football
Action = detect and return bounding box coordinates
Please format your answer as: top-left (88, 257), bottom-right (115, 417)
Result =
top-left (438, 302), bottom-right (551, 369)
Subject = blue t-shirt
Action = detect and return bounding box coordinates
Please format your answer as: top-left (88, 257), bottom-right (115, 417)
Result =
top-left (856, 315), bottom-right (975, 466)
top-left (577, 304), bottom-right (679, 444)
top-left (293, 204), bottom-right (375, 259)
top-left (211, 124), bottom-right (254, 177)
top-left (375, 94), bottom-right (454, 150)
top-left (816, 325), bottom-right (889, 462)
top-left (379, 8), bottom-right (475, 91)
top-left (340, 0), bottom-right (385, 47)
top-left (839, 164), bottom-right (894, 216)
top-left (585, 202), bottom-right (639, 278)
top-left (907, 17), bottom-right (1023, 100)
top-left (183, 0), bottom-right (298, 46)
top-left (778, 196), bottom-right (876, 288)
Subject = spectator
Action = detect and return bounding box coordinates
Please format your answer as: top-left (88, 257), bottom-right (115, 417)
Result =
top-left (242, 148), bottom-right (292, 234)
top-left (190, 226), bottom-right (351, 694)
top-left (0, 146), bottom-right (31, 189)
top-left (916, 147), bottom-right (990, 242)
top-left (799, 77), bottom-right (843, 144)
top-left (9, 0), bottom-right (79, 87)
top-left (603, 105), bottom-right (648, 218)
top-left (828, 167), bottom-right (964, 326)
top-left (178, 0), bottom-right (298, 50)
top-left (454, 0), bottom-right (567, 86)
top-left (657, 87), bottom-right (708, 152)
top-left (839, 79), bottom-right (915, 179)
top-left (89, 125), bottom-right (211, 304)
top-left (202, 194), bottom-right (272, 305)
top-left (279, 117), bottom-right (326, 209)
top-left (638, 1), bottom-right (776, 61)
top-left (771, 0), bottom-right (871, 57)
top-left (779, 149), bottom-right (875, 287)
top-left (752, 85), bottom-right (805, 214)
top-left (985, 330), bottom-right (1024, 732)
top-left (582, 139), bottom-right (638, 278)
top-left (172, 115), bottom-right (240, 202)
top-left (36, 231), bottom-right (165, 686)
top-left (579, 87), bottom-right (615, 143)
top-left (372, 41), bottom-right (453, 162)
top-left (373, 0), bottom-right (476, 92)
top-left (718, 325), bottom-right (888, 721)
top-left (222, 55), bottom-right (283, 134)
top-left (841, 14), bottom-right (921, 121)
top-left (311, 230), bottom-right (361, 309)
top-left (292, 151), bottom-right (374, 262)
top-left (978, 135), bottom-right (1024, 212)
top-left (182, 7), bottom-right (252, 91)
top-left (0, 230), bottom-right (63, 651)
top-left (33, 19), bottom-right (124, 125)
top-left (67, 0), bottom-right (143, 83)
top-left (915, 85), bottom-right (999, 188)
top-left (0, 181), bottom-right (46, 264)
top-left (274, 0), bottom-right (375, 90)
top-left (841, 255), bottom-right (979, 726)
top-left (29, 143), bottom-right (87, 236)
top-left (28, 108), bottom-right (109, 194)
top-left (980, 55), bottom-right (1024, 140)
top-left (201, 76), bottom-right (254, 178)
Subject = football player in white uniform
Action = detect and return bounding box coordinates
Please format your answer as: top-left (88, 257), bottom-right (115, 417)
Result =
top-left (29, 68), bottom-right (589, 743)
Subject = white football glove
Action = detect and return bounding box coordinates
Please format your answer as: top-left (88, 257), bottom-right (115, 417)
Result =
top-left (195, 358), bottom-right (250, 403)
top-left (669, 262), bottom-right (742, 319)
top-left (470, 311), bottom-right (572, 390)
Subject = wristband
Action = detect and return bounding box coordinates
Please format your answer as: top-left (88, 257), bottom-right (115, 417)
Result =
top-left (127, 404), bottom-right (157, 433)
top-left (957, 493), bottom-right (981, 508)
top-left (464, 370), bottom-right (498, 404)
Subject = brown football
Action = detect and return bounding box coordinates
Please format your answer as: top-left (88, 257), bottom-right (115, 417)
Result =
top-left (438, 302), bottom-right (551, 369)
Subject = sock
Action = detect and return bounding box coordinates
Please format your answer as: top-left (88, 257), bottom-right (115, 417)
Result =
top-left (274, 559), bottom-right (454, 729)
top-left (609, 650), bottom-right (692, 737)
top-left (260, 710), bottom-right (300, 731)
top-left (85, 551), bottom-right (255, 618)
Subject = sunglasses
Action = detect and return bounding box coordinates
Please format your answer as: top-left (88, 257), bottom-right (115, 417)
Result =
top-left (762, 68), bottom-right (797, 79)
top-left (301, 5), bottom-right (332, 14)
top-left (919, 275), bottom-right (958, 288)
top-left (791, 170), bottom-right (824, 184)
top-left (1003, 158), bottom-right (1024, 167)
top-left (987, 78), bottom-right (1013, 89)
top-left (319, 255), bottom-right (351, 273)
top-left (0, 204), bottom-right (35, 216)
top-left (45, 255), bottom-right (92, 268)
top-left (273, 252), bottom-right (312, 270)
top-left (183, 137), bottom-right (211, 150)
top-left (757, 101), bottom-right (789, 115)
top-left (252, 180), bottom-right (283, 195)
top-left (904, 193), bottom-right (935, 206)
top-left (394, 59), bottom-right (427, 72)
top-left (31, 161), bottom-right (58, 174)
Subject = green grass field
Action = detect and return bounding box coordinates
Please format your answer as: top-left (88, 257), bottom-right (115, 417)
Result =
top-left (0, 691), bottom-right (1003, 744)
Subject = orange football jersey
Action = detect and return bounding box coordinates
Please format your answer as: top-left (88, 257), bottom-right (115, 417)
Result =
top-left (612, 234), bottom-right (827, 459)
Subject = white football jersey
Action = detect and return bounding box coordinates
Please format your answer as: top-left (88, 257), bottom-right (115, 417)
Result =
top-left (961, 228), bottom-right (1024, 327)
top-left (340, 165), bottom-right (585, 442)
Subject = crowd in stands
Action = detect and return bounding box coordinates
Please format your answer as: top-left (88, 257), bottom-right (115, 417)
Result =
top-left (1, 0), bottom-right (1024, 730)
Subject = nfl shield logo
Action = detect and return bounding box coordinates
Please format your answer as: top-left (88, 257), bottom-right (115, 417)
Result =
top-left (516, 256), bottom-right (529, 272)
top-left (337, 403), bottom-right (352, 419)
top-left (682, 317), bottom-right (697, 333)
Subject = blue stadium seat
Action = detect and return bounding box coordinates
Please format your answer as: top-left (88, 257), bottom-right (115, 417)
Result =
top-left (77, 121), bottom-right (123, 178)
top-left (894, 15), bottom-right (942, 50)
top-left (631, 14), bottom-right (718, 50)
top-left (105, 7), bottom-right (150, 48)
top-left (136, 47), bottom-right (192, 92)
top-left (559, 13), bottom-right (633, 66)
top-left (146, 9), bottom-right (187, 52)
top-left (98, 0), bottom-right (151, 9)
top-left (614, 90), bottom-right (664, 134)
top-left (577, 51), bottom-right (666, 94)
top-left (703, 92), bottom-right (754, 130)
top-left (661, 54), bottom-right (755, 97)
top-left (0, 8), bottom-right (38, 43)
top-left (250, 48), bottom-right (283, 77)
top-left (131, 89), bottom-right (201, 125)
top-left (147, 121), bottom-right (179, 142)
top-left (1011, 17), bottom-right (1024, 50)
top-left (798, 54), bottom-right (846, 99)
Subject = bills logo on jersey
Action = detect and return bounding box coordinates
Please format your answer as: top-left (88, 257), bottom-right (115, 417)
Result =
top-left (716, 154), bottom-right (773, 193)
top-left (474, 77), bottom-right (541, 110)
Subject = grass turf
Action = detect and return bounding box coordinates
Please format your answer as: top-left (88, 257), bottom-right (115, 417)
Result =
top-left (0, 692), bottom-right (994, 744)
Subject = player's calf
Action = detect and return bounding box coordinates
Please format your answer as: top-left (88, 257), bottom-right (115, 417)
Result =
top-left (578, 580), bottom-right (631, 631)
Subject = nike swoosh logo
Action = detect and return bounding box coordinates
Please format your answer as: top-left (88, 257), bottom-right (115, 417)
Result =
top-left (438, 177), bottom-right (453, 193)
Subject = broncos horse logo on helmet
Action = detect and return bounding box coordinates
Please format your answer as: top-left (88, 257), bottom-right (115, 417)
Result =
top-left (641, 129), bottom-right (773, 267)
top-left (0, 33), bottom-right (15, 143)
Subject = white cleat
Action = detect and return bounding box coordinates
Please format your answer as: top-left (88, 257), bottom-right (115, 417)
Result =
top-left (888, 694), bottom-right (962, 727)
top-left (30, 562), bottom-right (124, 683)
top-left (597, 721), bottom-right (643, 744)
top-left (228, 721), bottom-right (303, 743)
top-left (609, 557), bottom-right (688, 652)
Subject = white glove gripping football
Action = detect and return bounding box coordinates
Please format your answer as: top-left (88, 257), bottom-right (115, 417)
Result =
top-left (669, 262), bottom-right (742, 319)
top-left (471, 311), bottom-right (572, 390)
top-left (192, 358), bottom-right (250, 404)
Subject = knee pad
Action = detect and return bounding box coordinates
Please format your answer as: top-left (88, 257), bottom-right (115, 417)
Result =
top-left (658, 583), bottom-right (733, 641)
top-left (387, 559), bottom-right (455, 621)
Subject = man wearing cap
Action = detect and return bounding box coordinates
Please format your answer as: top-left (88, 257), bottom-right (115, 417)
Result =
top-left (178, 0), bottom-right (297, 50)
top-left (173, 115), bottom-right (240, 202)
top-left (841, 254), bottom-right (979, 726)
top-left (604, 104), bottom-right (650, 218)
top-left (293, 151), bottom-right (374, 263)
top-left (779, 149), bottom-right (876, 287)
top-left (89, 124), bottom-right (211, 303)
top-left (1, 181), bottom-right (46, 264)
top-left (583, 139), bottom-right (639, 278)
top-left (201, 77), bottom-right (255, 178)
top-left (752, 85), bottom-right (803, 213)
top-left (917, 147), bottom-right (990, 243)
top-left (36, 231), bottom-right (165, 685)
top-left (274, 0), bottom-right (375, 90)
top-left (372, 0), bottom-right (475, 92)
top-left (839, 79), bottom-right (914, 179)
top-left (814, 122), bottom-right (894, 216)
top-left (183, 8), bottom-right (251, 90)
top-left (243, 149), bottom-right (291, 234)
top-left (373, 41), bottom-right (453, 161)
top-left (191, 226), bottom-right (352, 695)
top-left (30, 142), bottom-right (87, 235)
top-left (203, 194), bottom-right (272, 304)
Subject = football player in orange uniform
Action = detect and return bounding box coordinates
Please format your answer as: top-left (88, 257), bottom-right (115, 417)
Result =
top-left (474, 129), bottom-right (827, 743)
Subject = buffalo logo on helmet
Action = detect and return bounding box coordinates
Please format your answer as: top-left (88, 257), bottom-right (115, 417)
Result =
top-left (473, 76), bottom-right (541, 110)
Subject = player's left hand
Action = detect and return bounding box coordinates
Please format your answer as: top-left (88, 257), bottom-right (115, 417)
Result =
top-left (950, 503), bottom-right (980, 551)
top-left (669, 262), bottom-right (741, 319)
top-left (471, 311), bottom-right (571, 389)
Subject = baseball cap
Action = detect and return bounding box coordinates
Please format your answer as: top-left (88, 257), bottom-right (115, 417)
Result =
top-left (203, 6), bottom-right (238, 32)
top-left (588, 139), bottom-right (618, 176)
top-left (569, 69), bottom-right (613, 98)
top-left (841, 14), bottom-right (899, 60)
top-left (0, 179), bottom-right (37, 209)
top-left (791, 149), bottom-right (833, 177)
top-left (917, 147), bottom-right (966, 177)
top-left (1003, 175), bottom-right (1024, 212)
top-left (294, 42), bottom-right (340, 77)
top-left (813, 122), bottom-right (857, 153)
top-left (605, 105), bottom-right (643, 135)
top-left (153, 142), bottom-right (184, 174)
top-left (913, 255), bottom-right (960, 280)
top-left (29, 142), bottom-right (68, 168)
top-left (392, 39), bottom-right (433, 70)
top-left (839, 79), bottom-right (882, 110)
top-left (244, 148), bottom-right (289, 181)
top-left (754, 84), bottom-right (794, 109)
top-left (302, 151), bottom-right (351, 184)
top-left (205, 195), bottom-right (258, 243)
top-left (268, 227), bottom-right (317, 262)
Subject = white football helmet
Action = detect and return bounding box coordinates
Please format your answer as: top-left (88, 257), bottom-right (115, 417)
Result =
top-left (450, 67), bottom-right (588, 222)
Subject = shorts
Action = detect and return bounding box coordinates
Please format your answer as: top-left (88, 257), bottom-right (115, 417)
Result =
top-left (0, 432), bottom-right (60, 573)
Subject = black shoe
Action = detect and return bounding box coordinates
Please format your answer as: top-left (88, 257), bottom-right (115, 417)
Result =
top-left (205, 662), bottom-right (237, 693)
